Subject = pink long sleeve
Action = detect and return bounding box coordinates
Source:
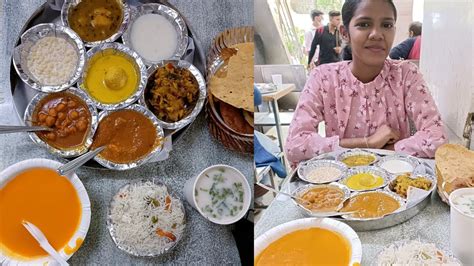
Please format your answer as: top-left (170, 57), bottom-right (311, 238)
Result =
top-left (394, 63), bottom-right (448, 158)
top-left (284, 60), bottom-right (448, 166)
top-left (285, 68), bottom-right (340, 166)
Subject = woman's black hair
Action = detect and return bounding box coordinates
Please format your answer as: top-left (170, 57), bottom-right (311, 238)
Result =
top-left (341, 0), bottom-right (397, 59)
top-left (342, 0), bottom-right (397, 30)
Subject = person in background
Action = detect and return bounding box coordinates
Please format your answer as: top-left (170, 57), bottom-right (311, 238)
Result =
top-left (286, 0), bottom-right (447, 167)
top-left (389, 21), bottom-right (422, 60)
top-left (308, 10), bottom-right (343, 68)
top-left (303, 9), bottom-right (324, 66)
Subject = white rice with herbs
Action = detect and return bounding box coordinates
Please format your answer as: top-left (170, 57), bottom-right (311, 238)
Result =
top-left (377, 240), bottom-right (461, 265)
top-left (109, 181), bottom-right (185, 255)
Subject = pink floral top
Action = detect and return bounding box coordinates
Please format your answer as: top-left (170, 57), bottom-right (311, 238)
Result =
top-left (285, 60), bottom-right (447, 166)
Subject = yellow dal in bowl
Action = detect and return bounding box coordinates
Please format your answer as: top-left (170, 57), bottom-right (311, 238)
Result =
top-left (342, 155), bottom-right (375, 167)
top-left (345, 173), bottom-right (384, 190)
top-left (255, 227), bottom-right (351, 265)
top-left (84, 49), bottom-right (138, 104)
top-left (341, 192), bottom-right (400, 219)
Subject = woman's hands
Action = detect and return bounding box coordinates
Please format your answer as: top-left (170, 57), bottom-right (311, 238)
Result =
top-left (368, 125), bottom-right (400, 149)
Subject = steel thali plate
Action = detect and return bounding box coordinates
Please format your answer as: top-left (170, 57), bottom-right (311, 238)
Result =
top-left (287, 149), bottom-right (436, 231)
top-left (9, 0), bottom-right (207, 169)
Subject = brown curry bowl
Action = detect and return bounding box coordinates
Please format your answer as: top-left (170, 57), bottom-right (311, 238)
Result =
top-left (91, 104), bottom-right (165, 170)
top-left (24, 87), bottom-right (98, 158)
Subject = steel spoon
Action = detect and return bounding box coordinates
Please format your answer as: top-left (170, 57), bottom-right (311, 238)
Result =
top-left (0, 125), bottom-right (53, 134)
top-left (57, 146), bottom-right (106, 176)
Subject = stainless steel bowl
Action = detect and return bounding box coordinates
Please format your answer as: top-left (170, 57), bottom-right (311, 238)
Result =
top-left (340, 190), bottom-right (406, 221)
top-left (13, 23), bottom-right (86, 93)
top-left (297, 159), bottom-right (348, 184)
top-left (139, 60), bottom-right (206, 130)
top-left (92, 104), bottom-right (165, 170)
top-left (61, 0), bottom-right (130, 47)
top-left (24, 87), bottom-right (98, 158)
top-left (376, 154), bottom-right (420, 174)
top-left (386, 172), bottom-right (437, 199)
top-left (337, 148), bottom-right (379, 167)
top-left (122, 3), bottom-right (188, 65)
top-left (339, 166), bottom-right (391, 192)
top-left (292, 183), bottom-right (351, 217)
top-left (78, 42), bottom-right (148, 111)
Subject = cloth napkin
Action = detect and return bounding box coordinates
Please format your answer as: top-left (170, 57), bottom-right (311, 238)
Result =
top-left (254, 133), bottom-right (286, 178)
top-left (254, 85), bottom-right (262, 106)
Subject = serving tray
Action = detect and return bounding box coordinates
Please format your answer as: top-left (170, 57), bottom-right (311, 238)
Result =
top-left (285, 149), bottom-right (436, 231)
top-left (9, 0), bottom-right (207, 169)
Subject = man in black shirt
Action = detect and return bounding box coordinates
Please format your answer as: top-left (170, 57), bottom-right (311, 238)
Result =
top-left (389, 21), bottom-right (422, 60)
top-left (308, 10), bottom-right (343, 68)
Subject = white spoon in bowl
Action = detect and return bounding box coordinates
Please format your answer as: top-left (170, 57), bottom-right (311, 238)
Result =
top-left (22, 220), bottom-right (69, 266)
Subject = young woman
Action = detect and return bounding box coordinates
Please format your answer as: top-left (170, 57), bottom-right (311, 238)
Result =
top-left (285, 0), bottom-right (447, 166)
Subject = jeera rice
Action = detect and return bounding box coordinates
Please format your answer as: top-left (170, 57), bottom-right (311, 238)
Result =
top-left (109, 181), bottom-right (185, 255)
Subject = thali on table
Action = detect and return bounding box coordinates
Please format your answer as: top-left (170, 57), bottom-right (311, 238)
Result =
top-left (285, 148), bottom-right (437, 231)
top-left (9, 0), bottom-right (207, 169)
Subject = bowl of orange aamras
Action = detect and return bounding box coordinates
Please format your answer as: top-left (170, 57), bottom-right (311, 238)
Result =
top-left (254, 218), bottom-right (362, 266)
top-left (0, 158), bottom-right (91, 264)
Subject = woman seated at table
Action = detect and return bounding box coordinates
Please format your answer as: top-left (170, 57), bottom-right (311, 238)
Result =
top-left (285, 0), bottom-right (447, 167)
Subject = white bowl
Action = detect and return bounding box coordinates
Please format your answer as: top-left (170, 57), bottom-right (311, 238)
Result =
top-left (254, 218), bottom-right (362, 265)
top-left (0, 158), bottom-right (91, 265)
top-left (183, 164), bottom-right (251, 225)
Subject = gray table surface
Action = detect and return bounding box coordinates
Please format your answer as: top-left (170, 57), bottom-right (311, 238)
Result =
top-left (255, 173), bottom-right (453, 265)
top-left (0, 0), bottom-right (253, 264)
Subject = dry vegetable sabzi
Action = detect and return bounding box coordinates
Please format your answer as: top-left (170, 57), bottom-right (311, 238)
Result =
top-left (147, 63), bottom-right (199, 122)
top-left (390, 173), bottom-right (432, 198)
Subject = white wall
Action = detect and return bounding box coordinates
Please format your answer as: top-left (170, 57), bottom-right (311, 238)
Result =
top-left (255, 0), bottom-right (291, 64)
top-left (420, 0), bottom-right (474, 139)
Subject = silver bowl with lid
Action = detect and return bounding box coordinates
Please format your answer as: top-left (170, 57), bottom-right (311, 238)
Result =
top-left (78, 42), bottom-right (148, 111)
top-left (24, 87), bottom-right (98, 158)
top-left (139, 60), bottom-right (206, 130)
top-left (122, 3), bottom-right (188, 65)
top-left (61, 0), bottom-right (130, 47)
top-left (13, 23), bottom-right (86, 93)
